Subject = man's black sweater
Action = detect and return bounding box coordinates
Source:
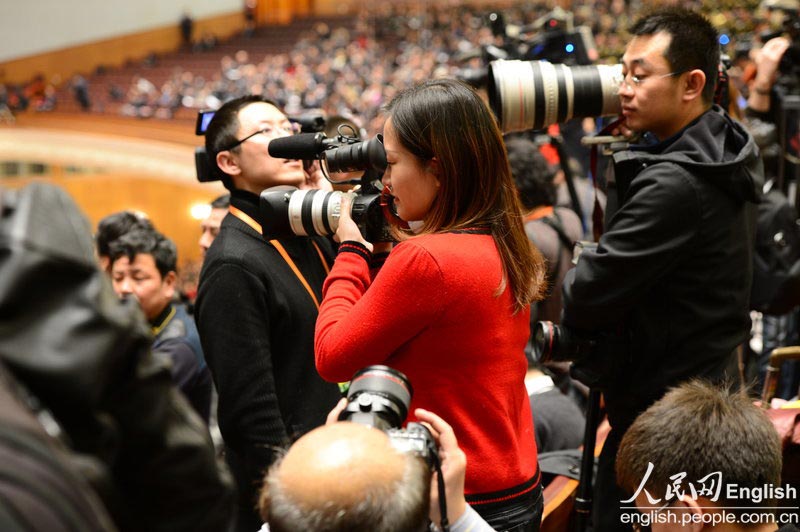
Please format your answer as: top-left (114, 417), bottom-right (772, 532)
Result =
top-left (195, 189), bottom-right (341, 531)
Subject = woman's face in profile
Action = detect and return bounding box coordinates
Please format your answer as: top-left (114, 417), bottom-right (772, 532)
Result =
top-left (380, 117), bottom-right (440, 222)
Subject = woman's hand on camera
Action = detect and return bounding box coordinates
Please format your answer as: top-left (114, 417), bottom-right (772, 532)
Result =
top-left (336, 192), bottom-right (373, 252)
top-left (415, 408), bottom-right (467, 528)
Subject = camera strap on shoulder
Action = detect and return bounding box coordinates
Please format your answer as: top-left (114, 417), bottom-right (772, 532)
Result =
top-left (229, 205), bottom-right (328, 309)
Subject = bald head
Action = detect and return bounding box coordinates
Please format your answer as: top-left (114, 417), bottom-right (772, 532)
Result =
top-left (262, 422), bottom-right (431, 532)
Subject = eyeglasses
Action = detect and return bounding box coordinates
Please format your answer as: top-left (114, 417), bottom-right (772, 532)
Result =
top-left (620, 70), bottom-right (686, 90)
top-left (222, 121), bottom-right (301, 151)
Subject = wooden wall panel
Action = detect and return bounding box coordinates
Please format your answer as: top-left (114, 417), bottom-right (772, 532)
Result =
top-left (1, 174), bottom-right (221, 271)
top-left (0, 11), bottom-right (244, 85)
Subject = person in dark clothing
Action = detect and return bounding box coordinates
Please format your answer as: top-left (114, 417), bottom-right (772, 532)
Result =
top-left (195, 95), bottom-right (342, 531)
top-left (0, 182), bottom-right (234, 532)
top-left (560, 8), bottom-right (763, 531)
top-left (109, 228), bottom-right (212, 423)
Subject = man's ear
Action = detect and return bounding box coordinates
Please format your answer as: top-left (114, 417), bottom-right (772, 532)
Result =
top-left (162, 270), bottom-right (177, 298)
top-left (216, 150), bottom-right (242, 177)
top-left (683, 69), bottom-right (707, 102)
top-left (673, 495), bottom-right (705, 532)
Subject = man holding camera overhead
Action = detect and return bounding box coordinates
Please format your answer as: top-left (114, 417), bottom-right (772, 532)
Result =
top-left (195, 95), bottom-right (341, 532)
top-left (560, 8), bottom-right (763, 531)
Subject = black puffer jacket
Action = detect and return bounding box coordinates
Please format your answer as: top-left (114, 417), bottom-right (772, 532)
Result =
top-left (0, 183), bottom-right (234, 532)
top-left (563, 105), bottom-right (763, 428)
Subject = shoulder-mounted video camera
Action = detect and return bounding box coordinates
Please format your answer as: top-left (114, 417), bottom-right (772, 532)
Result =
top-left (194, 109), bottom-right (400, 242)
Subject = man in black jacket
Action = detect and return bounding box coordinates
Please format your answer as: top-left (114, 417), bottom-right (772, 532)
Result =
top-left (561, 8), bottom-right (763, 531)
top-left (195, 95), bottom-right (341, 531)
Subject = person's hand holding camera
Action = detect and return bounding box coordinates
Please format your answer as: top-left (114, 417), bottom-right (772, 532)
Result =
top-left (749, 36), bottom-right (790, 113)
top-left (414, 407), bottom-right (468, 529)
top-left (335, 192), bottom-right (374, 252)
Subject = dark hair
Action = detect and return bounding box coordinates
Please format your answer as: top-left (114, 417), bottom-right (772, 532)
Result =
top-left (630, 7), bottom-right (719, 104)
top-left (616, 380), bottom-right (782, 518)
top-left (210, 193), bottom-right (231, 210)
top-left (505, 136), bottom-right (557, 209)
top-left (108, 228), bottom-right (177, 279)
top-left (204, 94), bottom-right (280, 190)
top-left (384, 79), bottom-right (546, 312)
top-left (95, 211), bottom-right (153, 259)
top-left (263, 453), bottom-right (430, 532)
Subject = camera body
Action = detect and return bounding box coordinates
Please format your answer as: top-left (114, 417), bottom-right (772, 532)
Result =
top-left (339, 366), bottom-right (437, 468)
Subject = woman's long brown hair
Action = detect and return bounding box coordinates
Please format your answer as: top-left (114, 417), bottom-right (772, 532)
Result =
top-left (384, 79), bottom-right (546, 313)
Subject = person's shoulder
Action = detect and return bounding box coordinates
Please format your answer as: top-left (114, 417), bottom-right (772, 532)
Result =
top-left (395, 231), bottom-right (490, 259)
top-left (203, 225), bottom-right (278, 272)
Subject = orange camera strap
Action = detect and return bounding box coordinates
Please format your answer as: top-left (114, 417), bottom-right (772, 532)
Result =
top-left (229, 205), bottom-right (329, 309)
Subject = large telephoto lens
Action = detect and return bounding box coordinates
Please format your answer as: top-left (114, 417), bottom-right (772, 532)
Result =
top-left (339, 365), bottom-right (413, 431)
top-left (260, 187), bottom-right (391, 241)
top-left (260, 187), bottom-right (344, 240)
top-left (487, 59), bottom-right (622, 133)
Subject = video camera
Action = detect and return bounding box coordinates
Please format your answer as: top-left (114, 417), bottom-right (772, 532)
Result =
top-left (194, 109), bottom-right (398, 242)
top-left (339, 365), bottom-right (438, 470)
top-left (261, 130), bottom-right (394, 242)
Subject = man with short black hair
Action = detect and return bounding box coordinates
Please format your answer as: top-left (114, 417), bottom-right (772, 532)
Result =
top-left (109, 228), bottom-right (212, 422)
top-left (196, 95), bottom-right (341, 531)
top-left (561, 7), bottom-right (764, 530)
top-left (616, 381), bottom-right (798, 531)
top-left (95, 210), bottom-right (152, 271)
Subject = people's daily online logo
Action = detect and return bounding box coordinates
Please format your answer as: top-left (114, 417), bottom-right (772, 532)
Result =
top-left (619, 462), bottom-right (799, 527)
top-left (622, 462), bottom-right (797, 507)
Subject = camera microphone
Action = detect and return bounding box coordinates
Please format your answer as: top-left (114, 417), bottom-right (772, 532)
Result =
top-left (267, 132), bottom-right (338, 160)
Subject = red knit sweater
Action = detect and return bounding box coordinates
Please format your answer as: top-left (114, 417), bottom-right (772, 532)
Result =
top-left (315, 232), bottom-right (538, 496)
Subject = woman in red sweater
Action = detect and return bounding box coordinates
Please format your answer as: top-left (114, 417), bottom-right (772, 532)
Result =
top-left (315, 78), bottom-right (547, 531)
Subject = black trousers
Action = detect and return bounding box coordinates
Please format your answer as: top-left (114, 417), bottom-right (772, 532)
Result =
top-left (471, 482), bottom-right (543, 532)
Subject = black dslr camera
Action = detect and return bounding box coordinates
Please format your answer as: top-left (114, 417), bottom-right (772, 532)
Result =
top-left (339, 365), bottom-right (437, 468)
